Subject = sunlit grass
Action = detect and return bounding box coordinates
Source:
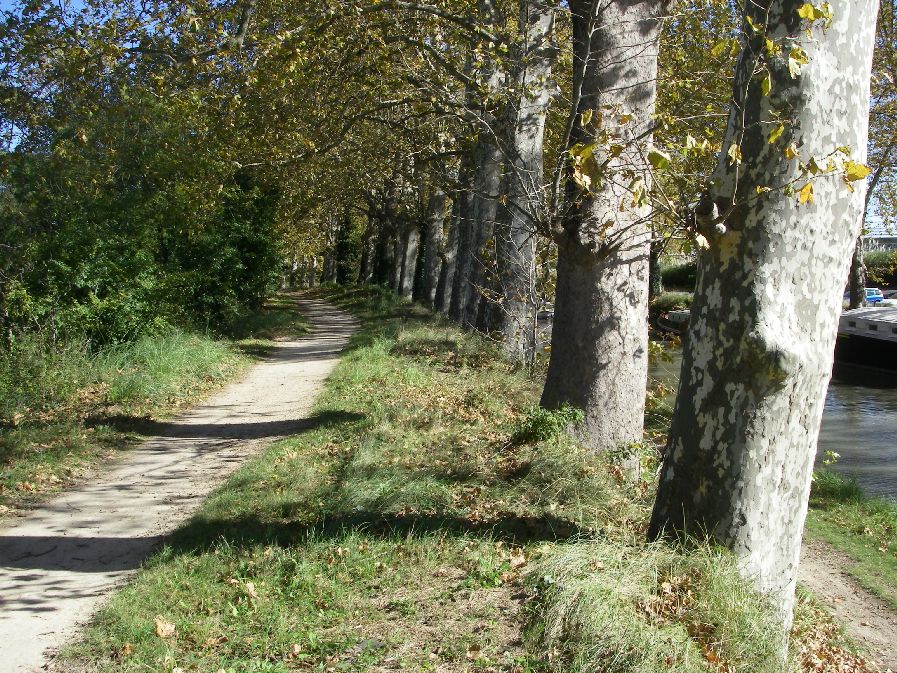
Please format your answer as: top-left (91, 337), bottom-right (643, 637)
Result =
top-left (59, 286), bottom-right (860, 673)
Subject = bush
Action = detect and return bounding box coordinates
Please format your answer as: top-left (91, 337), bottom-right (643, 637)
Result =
top-left (512, 405), bottom-right (584, 444)
top-left (661, 261), bottom-right (697, 289)
top-left (865, 250), bottom-right (897, 288)
top-left (0, 328), bottom-right (245, 426)
top-left (648, 292), bottom-right (693, 331)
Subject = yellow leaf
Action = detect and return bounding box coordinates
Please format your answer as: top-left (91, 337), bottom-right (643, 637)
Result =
top-left (844, 161), bottom-right (872, 182)
top-left (784, 144), bottom-right (799, 161)
top-left (798, 182), bottom-right (814, 204)
top-left (727, 143), bottom-right (742, 165)
top-left (647, 146), bottom-right (671, 169)
top-left (797, 3), bottom-right (822, 20)
top-left (768, 124), bottom-right (785, 144)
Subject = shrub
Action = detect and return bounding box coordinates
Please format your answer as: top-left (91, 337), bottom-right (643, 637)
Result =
top-left (865, 250), bottom-right (897, 288)
top-left (512, 405), bottom-right (584, 444)
top-left (661, 262), bottom-right (697, 289)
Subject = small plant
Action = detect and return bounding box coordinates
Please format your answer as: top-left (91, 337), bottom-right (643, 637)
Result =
top-left (511, 405), bottom-right (584, 445)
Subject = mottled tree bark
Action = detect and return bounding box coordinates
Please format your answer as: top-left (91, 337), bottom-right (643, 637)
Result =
top-left (391, 234), bottom-right (403, 292)
top-left (649, 0), bottom-right (878, 633)
top-left (648, 235), bottom-right (664, 302)
top-left (849, 158), bottom-right (889, 308)
top-left (494, 0), bottom-right (555, 363)
top-left (305, 256), bottom-right (318, 288)
top-left (540, 0), bottom-right (665, 451)
top-left (437, 196), bottom-right (460, 313)
top-left (373, 222), bottom-right (392, 286)
top-left (464, 130), bottom-right (503, 330)
top-left (450, 156), bottom-right (476, 322)
top-left (358, 215), bottom-right (376, 284)
top-left (399, 224), bottom-right (421, 300)
top-left (422, 187), bottom-right (447, 307)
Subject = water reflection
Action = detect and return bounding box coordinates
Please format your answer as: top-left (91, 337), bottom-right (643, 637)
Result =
top-left (820, 365), bottom-right (897, 500)
top-left (649, 351), bottom-right (897, 501)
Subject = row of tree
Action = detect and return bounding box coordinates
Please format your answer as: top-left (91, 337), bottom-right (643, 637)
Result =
top-left (0, 0), bottom-right (889, 650)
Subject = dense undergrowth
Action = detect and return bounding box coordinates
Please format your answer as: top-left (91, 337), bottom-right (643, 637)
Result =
top-left (62, 286), bottom-right (879, 673)
top-left (0, 294), bottom-right (309, 513)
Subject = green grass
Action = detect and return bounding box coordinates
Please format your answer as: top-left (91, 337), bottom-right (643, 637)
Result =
top-left (528, 541), bottom-right (788, 673)
top-left (806, 470), bottom-right (897, 610)
top-left (228, 294), bottom-right (312, 357)
top-left (59, 286), bottom-right (868, 673)
top-left (0, 294), bottom-right (310, 514)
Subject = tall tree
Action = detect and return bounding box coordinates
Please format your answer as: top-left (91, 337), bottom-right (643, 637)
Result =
top-left (649, 0), bottom-right (878, 637)
top-left (540, 0), bottom-right (668, 451)
top-left (493, 0), bottom-right (556, 363)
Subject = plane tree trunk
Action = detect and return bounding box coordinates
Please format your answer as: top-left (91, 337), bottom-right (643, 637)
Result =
top-left (437, 191), bottom-right (460, 313)
top-left (649, 0), bottom-right (878, 635)
top-left (464, 130), bottom-right (503, 330)
top-left (422, 187), bottom-right (447, 307)
top-left (540, 0), bottom-right (666, 451)
top-left (848, 234), bottom-right (866, 309)
top-left (399, 223), bottom-right (421, 300)
top-left (494, 0), bottom-right (556, 364)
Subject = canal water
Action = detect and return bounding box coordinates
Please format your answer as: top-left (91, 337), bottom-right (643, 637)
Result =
top-left (650, 353), bottom-right (897, 501)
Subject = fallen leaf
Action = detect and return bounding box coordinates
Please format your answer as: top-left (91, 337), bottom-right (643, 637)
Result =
top-left (245, 581), bottom-right (259, 598)
top-left (154, 616), bottom-right (176, 639)
top-left (509, 552), bottom-right (527, 569)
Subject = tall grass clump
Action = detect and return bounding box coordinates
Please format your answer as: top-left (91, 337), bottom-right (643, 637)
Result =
top-left (0, 333), bottom-right (94, 424)
top-left (1, 326), bottom-right (250, 509)
top-left (528, 540), bottom-right (791, 673)
top-left (97, 329), bottom-right (244, 409)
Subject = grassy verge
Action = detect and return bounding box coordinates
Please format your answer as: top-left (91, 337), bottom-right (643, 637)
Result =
top-left (0, 294), bottom-right (309, 514)
top-left (806, 470), bottom-right (897, 610)
top-left (62, 286), bottom-right (873, 673)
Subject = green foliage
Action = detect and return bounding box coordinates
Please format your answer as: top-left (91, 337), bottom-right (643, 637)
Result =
top-left (864, 250), bottom-right (897, 287)
top-left (0, 333), bottom-right (93, 424)
top-left (512, 406), bottom-right (584, 445)
top-left (660, 262), bottom-right (698, 290)
top-left (650, 291), bottom-right (694, 315)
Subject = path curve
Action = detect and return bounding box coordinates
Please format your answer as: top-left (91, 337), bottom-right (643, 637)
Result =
top-left (0, 297), bottom-right (357, 673)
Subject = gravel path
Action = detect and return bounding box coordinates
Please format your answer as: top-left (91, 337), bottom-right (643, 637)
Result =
top-left (0, 297), bottom-right (357, 673)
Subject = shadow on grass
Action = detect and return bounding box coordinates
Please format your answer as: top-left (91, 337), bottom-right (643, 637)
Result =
top-left (168, 508), bottom-right (585, 555)
top-left (85, 410), bottom-right (365, 441)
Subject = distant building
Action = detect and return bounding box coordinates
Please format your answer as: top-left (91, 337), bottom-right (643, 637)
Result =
top-left (866, 235), bottom-right (897, 252)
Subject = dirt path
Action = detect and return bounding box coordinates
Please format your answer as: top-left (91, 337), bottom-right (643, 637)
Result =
top-left (0, 297), bottom-right (357, 673)
top-left (800, 538), bottom-right (897, 670)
